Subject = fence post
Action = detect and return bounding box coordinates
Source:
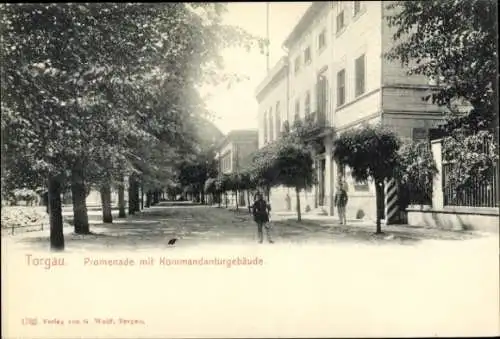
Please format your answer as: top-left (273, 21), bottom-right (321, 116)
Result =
top-left (431, 139), bottom-right (444, 210)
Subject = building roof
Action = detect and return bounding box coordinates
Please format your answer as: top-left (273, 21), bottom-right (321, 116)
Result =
top-left (282, 2), bottom-right (330, 49)
top-left (216, 129), bottom-right (258, 151)
top-left (254, 56), bottom-right (288, 102)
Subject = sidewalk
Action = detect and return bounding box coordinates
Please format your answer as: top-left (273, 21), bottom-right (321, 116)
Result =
top-left (221, 204), bottom-right (485, 244)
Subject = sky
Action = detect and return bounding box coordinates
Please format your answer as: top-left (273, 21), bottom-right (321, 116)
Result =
top-left (202, 2), bottom-right (312, 135)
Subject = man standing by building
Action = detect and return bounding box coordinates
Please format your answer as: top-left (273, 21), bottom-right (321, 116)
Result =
top-left (334, 183), bottom-right (348, 225)
top-left (252, 192), bottom-right (273, 243)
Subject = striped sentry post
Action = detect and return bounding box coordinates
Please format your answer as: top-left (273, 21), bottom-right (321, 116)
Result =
top-left (384, 178), bottom-right (399, 225)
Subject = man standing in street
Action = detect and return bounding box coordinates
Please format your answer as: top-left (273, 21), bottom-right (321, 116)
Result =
top-left (252, 192), bottom-right (273, 244)
top-left (334, 183), bottom-right (348, 225)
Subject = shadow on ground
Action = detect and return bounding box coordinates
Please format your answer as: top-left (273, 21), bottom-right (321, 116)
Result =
top-left (272, 218), bottom-right (481, 245)
top-left (10, 202), bottom-right (484, 251)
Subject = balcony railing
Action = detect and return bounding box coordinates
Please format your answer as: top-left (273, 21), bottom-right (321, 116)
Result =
top-left (305, 110), bottom-right (326, 128)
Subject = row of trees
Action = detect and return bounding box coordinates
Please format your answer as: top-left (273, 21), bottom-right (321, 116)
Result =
top-left (176, 0), bottom-right (497, 237)
top-left (203, 118), bottom-right (319, 222)
top-left (206, 0), bottom-right (498, 231)
top-left (201, 115), bottom-right (437, 233)
top-left (1, 3), bottom-right (264, 250)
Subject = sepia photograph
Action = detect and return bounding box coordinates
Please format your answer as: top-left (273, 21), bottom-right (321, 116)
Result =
top-left (1, 1), bottom-right (499, 338)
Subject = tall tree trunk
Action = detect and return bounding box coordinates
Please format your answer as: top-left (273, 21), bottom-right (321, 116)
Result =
top-left (140, 184), bottom-right (144, 210)
top-left (201, 191), bottom-right (205, 204)
top-left (48, 175), bottom-right (64, 251)
top-left (235, 190), bottom-right (239, 211)
top-left (43, 192), bottom-right (49, 214)
top-left (133, 182), bottom-right (140, 212)
top-left (146, 191), bottom-right (151, 208)
top-left (295, 186), bottom-right (302, 222)
top-left (153, 190), bottom-right (159, 205)
top-left (247, 190), bottom-right (252, 213)
top-left (225, 192), bottom-right (228, 208)
top-left (71, 166), bottom-right (90, 234)
top-left (118, 178), bottom-right (126, 218)
top-left (128, 176), bottom-right (136, 215)
top-left (375, 180), bottom-right (384, 234)
top-left (100, 182), bottom-right (113, 223)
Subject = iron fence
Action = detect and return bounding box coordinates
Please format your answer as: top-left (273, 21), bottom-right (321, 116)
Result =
top-left (406, 184), bottom-right (433, 206)
top-left (442, 163), bottom-right (499, 208)
top-left (1, 223), bottom-right (46, 235)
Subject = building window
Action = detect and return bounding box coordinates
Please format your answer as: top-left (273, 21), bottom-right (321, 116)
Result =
top-left (295, 99), bottom-right (300, 118)
top-left (317, 74), bottom-right (327, 115)
top-left (354, 1), bottom-right (361, 16)
top-left (355, 54), bottom-right (365, 97)
top-left (221, 153), bottom-right (231, 173)
top-left (305, 91), bottom-right (311, 115)
top-left (294, 56), bottom-right (301, 74)
top-left (263, 110), bottom-right (268, 144)
top-left (318, 29), bottom-right (326, 50)
top-left (336, 11), bottom-right (345, 33)
top-left (268, 108), bottom-right (274, 141)
top-left (275, 102), bottom-right (281, 136)
top-left (337, 69), bottom-right (346, 106)
top-left (304, 46), bottom-right (311, 64)
top-left (412, 128), bottom-right (428, 143)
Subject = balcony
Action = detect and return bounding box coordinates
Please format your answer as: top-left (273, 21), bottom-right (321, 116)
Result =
top-left (292, 110), bottom-right (332, 142)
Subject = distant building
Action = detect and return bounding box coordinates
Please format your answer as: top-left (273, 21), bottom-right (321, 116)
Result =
top-left (255, 1), bottom-right (444, 220)
top-left (215, 130), bottom-right (259, 206)
top-left (215, 130), bottom-right (259, 175)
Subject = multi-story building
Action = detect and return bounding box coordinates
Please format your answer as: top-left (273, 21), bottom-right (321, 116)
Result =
top-left (255, 1), bottom-right (444, 220)
top-left (215, 130), bottom-right (259, 206)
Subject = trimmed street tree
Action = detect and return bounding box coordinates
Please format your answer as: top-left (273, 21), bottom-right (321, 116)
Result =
top-left (333, 124), bottom-right (401, 234)
top-left (273, 137), bottom-right (315, 222)
top-left (204, 178), bottom-right (218, 205)
top-left (239, 170), bottom-right (257, 213)
top-left (249, 141), bottom-right (281, 201)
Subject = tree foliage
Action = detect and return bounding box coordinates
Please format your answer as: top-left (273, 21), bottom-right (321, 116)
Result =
top-left (385, 0), bottom-right (497, 126)
top-left (396, 141), bottom-right (437, 206)
top-left (1, 3), bottom-right (263, 248)
top-left (239, 123), bottom-right (316, 221)
top-left (442, 130), bottom-right (498, 192)
top-left (386, 0), bottom-right (499, 194)
top-left (333, 124), bottom-right (401, 232)
top-left (333, 125), bottom-right (401, 182)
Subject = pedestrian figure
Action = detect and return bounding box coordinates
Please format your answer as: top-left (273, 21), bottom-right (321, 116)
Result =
top-left (252, 192), bottom-right (273, 244)
top-left (285, 193), bottom-right (291, 211)
top-left (334, 183), bottom-right (348, 225)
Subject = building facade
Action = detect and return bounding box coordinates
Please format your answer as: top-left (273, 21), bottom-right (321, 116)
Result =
top-left (215, 130), bottom-right (259, 206)
top-left (255, 1), bottom-right (444, 221)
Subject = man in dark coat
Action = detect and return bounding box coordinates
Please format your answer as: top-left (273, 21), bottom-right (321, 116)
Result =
top-left (334, 182), bottom-right (348, 225)
top-left (251, 192), bottom-right (273, 243)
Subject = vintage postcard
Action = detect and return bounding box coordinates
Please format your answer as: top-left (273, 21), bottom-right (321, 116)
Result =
top-left (1, 1), bottom-right (499, 338)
